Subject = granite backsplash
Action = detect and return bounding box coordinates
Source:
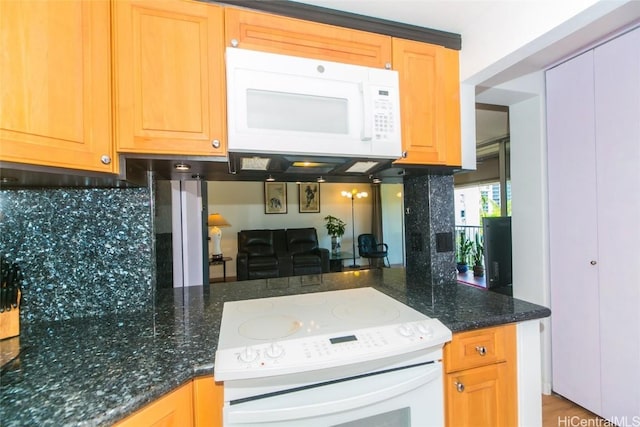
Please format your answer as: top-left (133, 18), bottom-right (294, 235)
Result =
top-left (0, 187), bottom-right (155, 322)
top-left (403, 173), bottom-right (457, 286)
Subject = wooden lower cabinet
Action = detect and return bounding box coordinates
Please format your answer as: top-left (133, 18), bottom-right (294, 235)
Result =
top-left (115, 376), bottom-right (223, 427)
top-left (443, 324), bottom-right (517, 427)
top-left (193, 376), bottom-right (224, 427)
top-left (115, 381), bottom-right (193, 427)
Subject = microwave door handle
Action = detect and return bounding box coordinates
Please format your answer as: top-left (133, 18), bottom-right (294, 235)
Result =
top-left (360, 83), bottom-right (373, 141)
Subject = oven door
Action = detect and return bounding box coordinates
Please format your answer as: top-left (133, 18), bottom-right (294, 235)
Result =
top-left (223, 362), bottom-right (444, 427)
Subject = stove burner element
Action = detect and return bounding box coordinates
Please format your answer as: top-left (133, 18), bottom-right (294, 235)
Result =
top-left (235, 299), bottom-right (273, 314)
top-left (290, 293), bottom-right (327, 306)
top-left (238, 315), bottom-right (302, 340)
top-left (332, 303), bottom-right (400, 323)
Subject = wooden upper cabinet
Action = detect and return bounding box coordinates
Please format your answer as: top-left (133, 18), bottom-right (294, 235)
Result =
top-left (0, 0), bottom-right (115, 173)
top-left (113, 0), bottom-right (226, 156)
top-left (225, 8), bottom-right (392, 68)
top-left (392, 38), bottom-right (461, 166)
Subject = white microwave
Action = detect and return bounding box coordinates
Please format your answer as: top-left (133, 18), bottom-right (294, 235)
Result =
top-left (225, 48), bottom-right (402, 159)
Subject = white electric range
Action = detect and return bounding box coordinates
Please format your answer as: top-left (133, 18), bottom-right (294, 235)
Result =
top-left (214, 287), bottom-right (452, 427)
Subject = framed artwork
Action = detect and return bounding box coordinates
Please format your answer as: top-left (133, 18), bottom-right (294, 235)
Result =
top-left (264, 182), bottom-right (287, 214)
top-left (299, 182), bottom-right (320, 213)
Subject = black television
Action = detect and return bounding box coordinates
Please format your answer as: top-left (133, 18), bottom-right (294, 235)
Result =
top-left (482, 217), bottom-right (512, 288)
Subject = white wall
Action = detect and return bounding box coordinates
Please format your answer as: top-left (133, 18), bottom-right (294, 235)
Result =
top-left (507, 72), bottom-right (553, 395)
top-left (475, 70), bottom-right (553, 393)
top-left (207, 181), bottom-right (373, 279)
top-left (459, 0), bottom-right (604, 83)
top-left (381, 183), bottom-right (405, 266)
top-left (459, 0), bottom-right (636, 170)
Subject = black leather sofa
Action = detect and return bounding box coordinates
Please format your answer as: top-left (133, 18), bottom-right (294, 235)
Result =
top-left (236, 228), bottom-right (329, 281)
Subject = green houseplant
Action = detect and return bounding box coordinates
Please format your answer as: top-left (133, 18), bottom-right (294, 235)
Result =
top-left (324, 215), bottom-right (346, 254)
top-left (456, 230), bottom-right (473, 273)
top-left (472, 233), bottom-right (484, 277)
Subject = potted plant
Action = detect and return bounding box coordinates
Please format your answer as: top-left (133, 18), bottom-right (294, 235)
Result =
top-left (472, 233), bottom-right (484, 277)
top-left (324, 215), bottom-right (346, 254)
top-left (456, 230), bottom-right (473, 273)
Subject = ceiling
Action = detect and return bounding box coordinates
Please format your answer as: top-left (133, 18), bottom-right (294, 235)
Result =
top-left (290, 0), bottom-right (506, 37)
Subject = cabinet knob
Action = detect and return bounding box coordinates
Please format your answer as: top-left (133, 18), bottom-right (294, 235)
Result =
top-left (455, 381), bottom-right (465, 393)
top-left (100, 155), bottom-right (112, 165)
top-left (590, 260), bottom-right (597, 265)
top-left (212, 139), bottom-right (220, 149)
top-left (230, 38), bottom-right (239, 47)
top-left (402, 151), bottom-right (408, 158)
top-left (475, 345), bottom-right (487, 356)
top-left (385, 62), bottom-right (392, 70)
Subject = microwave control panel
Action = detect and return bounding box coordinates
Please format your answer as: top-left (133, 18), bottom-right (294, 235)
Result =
top-left (372, 88), bottom-right (396, 141)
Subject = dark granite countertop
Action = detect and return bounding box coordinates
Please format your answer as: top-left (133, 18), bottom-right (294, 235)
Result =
top-left (0, 268), bottom-right (550, 426)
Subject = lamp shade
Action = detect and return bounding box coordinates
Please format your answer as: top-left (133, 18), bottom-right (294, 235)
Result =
top-left (208, 213), bottom-right (230, 227)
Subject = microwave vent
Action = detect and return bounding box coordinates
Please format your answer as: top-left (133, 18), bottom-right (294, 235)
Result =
top-left (241, 157), bottom-right (271, 171)
top-left (345, 161), bottom-right (381, 174)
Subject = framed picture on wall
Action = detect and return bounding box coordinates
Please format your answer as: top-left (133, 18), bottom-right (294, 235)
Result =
top-left (299, 183), bottom-right (320, 213)
top-left (264, 182), bottom-right (287, 214)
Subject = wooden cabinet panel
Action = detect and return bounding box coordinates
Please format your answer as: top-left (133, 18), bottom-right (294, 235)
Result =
top-left (445, 362), bottom-right (516, 427)
top-left (113, 0), bottom-right (226, 156)
top-left (392, 38), bottom-right (460, 166)
top-left (0, 0), bottom-right (115, 173)
top-left (115, 382), bottom-right (194, 427)
top-left (193, 376), bottom-right (223, 427)
top-left (444, 324), bottom-right (510, 372)
top-left (225, 8), bottom-right (392, 68)
top-left (444, 324), bottom-right (517, 427)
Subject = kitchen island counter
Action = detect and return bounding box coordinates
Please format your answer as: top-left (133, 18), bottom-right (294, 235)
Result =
top-left (0, 268), bottom-right (549, 426)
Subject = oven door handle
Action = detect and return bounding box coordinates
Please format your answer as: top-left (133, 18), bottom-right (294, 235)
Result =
top-left (227, 365), bottom-right (441, 424)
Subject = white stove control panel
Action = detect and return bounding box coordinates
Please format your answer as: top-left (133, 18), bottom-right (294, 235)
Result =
top-left (214, 318), bottom-right (452, 381)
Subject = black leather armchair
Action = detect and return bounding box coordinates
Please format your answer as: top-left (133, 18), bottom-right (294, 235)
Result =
top-left (236, 230), bottom-right (280, 280)
top-left (285, 228), bottom-right (330, 276)
top-left (357, 234), bottom-right (390, 268)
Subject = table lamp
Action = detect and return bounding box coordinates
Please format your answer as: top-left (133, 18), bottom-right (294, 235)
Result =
top-left (208, 213), bottom-right (231, 260)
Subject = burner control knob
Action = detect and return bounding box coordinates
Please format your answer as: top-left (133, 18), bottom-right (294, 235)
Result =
top-left (239, 346), bottom-right (259, 363)
top-left (415, 323), bottom-right (433, 337)
top-left (397, 324), bottom-right (415, 337)
top-left (265, 343), bottom-right (284, 359)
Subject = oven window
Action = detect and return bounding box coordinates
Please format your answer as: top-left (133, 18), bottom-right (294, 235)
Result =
top-left (331, 407), bottom-right (410, 427)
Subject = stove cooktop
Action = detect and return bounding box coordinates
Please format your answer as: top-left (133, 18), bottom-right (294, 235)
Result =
top-left (214, 288), bottom-right (452, 381)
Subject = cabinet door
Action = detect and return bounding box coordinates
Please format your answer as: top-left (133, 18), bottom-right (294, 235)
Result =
top-left (546, 50), bottom-right (602, 414)
top-left (0, 0), bottom-right (115, 173)
top-left (193, 376), bottom-right (224, 427)
top-left (445, 362), bottom-right (516, 427)
top-left (225, 8), bottom-right (392, 68)
top-left (594, 27), bottom-right (640, 422)
top-left (113, 0), bottom-right (226, 155)
top-left (392, 38), bottom-right (461, 166)
top-left (115, 382), bottom-right (193, 427)
top-left (444, 324), bottom-right (510, 373)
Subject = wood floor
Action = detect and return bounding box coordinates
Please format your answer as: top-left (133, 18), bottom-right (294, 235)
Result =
top-left (543, 393), bottom-right (604, 427)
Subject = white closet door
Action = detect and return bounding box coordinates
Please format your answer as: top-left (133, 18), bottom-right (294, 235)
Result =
top-left (547, 50), bottom-right (602, 413)
top-left (594, 27), bottom-right (640, 421)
